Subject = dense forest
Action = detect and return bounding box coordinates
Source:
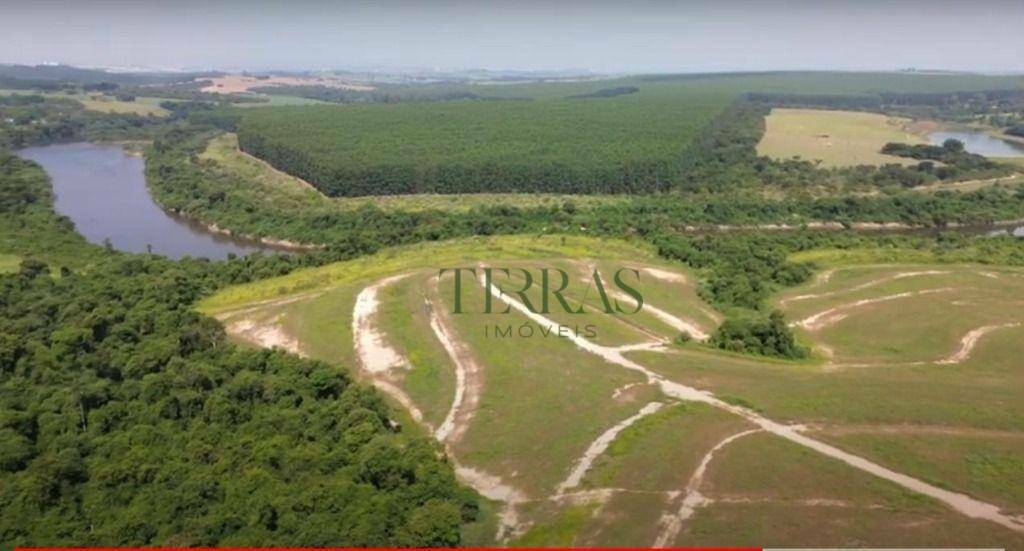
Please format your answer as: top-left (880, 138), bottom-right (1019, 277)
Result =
top-left (235, 85), bottom-right (731, 196)
top-left (0, 154), bottom-right (477, 547)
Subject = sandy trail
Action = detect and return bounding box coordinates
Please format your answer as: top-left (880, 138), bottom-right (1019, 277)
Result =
top-left (794, 287), bottom-right (954, 331)
top-left (808, 423), bottom-right (1024, 440)
top-left (556, 402), bottom-right (665, 496)
top-left (938, 323), bottom-right (1021, 364)
top-left (428, 289), bottom-right (485, 443)
top-left (352, 274), bottom-right (411, 373)
top-left (643, 267), bottom-right (689, 284)
top-left (574, 262), bottom-right (713, 341)
top-left (351, 274), bottom-right (526, 541)
top-left (781, 270), bottom-right (949, 305)
top-left (654, 429), bottom-right (760, 547)
top-left (455, 465), bottom-right (528, 541)
top-left (609, 288), bottom-right (711, 341)
top-left (633, 265), bottom-right (723, 325)
top-left (480, 276), bottom-right (1024, 534)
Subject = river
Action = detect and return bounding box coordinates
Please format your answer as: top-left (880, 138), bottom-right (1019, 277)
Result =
top-left (11, 142), bottom-right (1024, 261)
top-left (16, 142), bottom-right (283, 260)
top-left (929, 130), bottom-right (1024, 158)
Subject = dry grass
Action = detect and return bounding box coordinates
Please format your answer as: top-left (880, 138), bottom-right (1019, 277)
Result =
top-left (757, 108), bottom-right (926, 167)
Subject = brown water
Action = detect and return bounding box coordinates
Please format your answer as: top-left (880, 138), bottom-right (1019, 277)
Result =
top-left (17, 142), bottom-right (282, 260)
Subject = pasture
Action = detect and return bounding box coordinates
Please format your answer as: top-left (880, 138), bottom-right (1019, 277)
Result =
top-left (202, 234), bottom-right (1024, 547)
top-left (757, 108), bottom-right (926, 167)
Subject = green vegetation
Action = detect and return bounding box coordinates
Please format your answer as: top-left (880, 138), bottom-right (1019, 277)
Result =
top-left (710, 310), bottom-right (808, 358)
top-left (0, 94), bottom-right (168, 149)
top-left (0, 153), bottom-right (95, 270)
top-left (236, 84), bottom-right (731, 195)
top-left (0, 150), bottom-right (474, 547)
top-left (5, 68), bottom-right (1024, 547)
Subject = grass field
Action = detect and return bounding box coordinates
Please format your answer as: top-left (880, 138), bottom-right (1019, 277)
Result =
top-left (202, 235), bottom-right (1024, 547)
top-left (77, 95), bottom-right (170, 116)
top-left (0, 253), bottom-right (20, 274)
top-left (757, 108), bottom-right (926, 167)
top-left (0, 89), bottom-right (170, 116)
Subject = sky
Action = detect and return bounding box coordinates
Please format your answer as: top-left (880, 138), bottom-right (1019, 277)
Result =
top-left (1, 0), bottom-right (1022, 74)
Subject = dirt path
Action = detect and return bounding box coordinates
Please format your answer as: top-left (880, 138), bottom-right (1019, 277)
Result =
top-left (556, 402), bottom-right (665, 496)
top-left (352, 274), bottom-right (411, 373)
top-left (574, 261), bottom-right (713, 341)
top-left (480, 276), bottom-right (1024, 534)
top-left (807, 423), bottom-right (1024, 440)
top-left (350, 274), bottom-right (527, 542)
top-left (643, 267), bottom-right (689, 284)
top-left (654, 429), bottom-right (760, 547)
top-left (794, 287), bottom-right (954, 331)
top-left (781, 270), bottom-right (949, 305)
top-left (455, 464), bottom-right (529, 541)
top-left (428, 288), bottom-right (485, 444)
top-left (608, 288), bottom-right (711, 341)
top-left (938, 323), bottom-right (1021, 364)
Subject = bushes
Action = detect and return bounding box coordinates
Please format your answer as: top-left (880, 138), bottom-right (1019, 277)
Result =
top-left (711, 310), bottom-right (808, 359)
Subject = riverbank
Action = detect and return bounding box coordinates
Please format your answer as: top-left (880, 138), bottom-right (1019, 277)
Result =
top-left (17, 142), bottom-right (297, 260)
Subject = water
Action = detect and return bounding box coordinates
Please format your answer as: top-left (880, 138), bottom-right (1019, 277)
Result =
top-left (16, 142), bottom-right (281, 260)
top-left (929, 131), bottom-right (1024, 158)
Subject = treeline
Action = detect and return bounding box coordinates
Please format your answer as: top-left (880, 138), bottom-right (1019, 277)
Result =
top-left (0, 96), bottom-right (168, 149)
top-left (748, 88), bottom-right (1024, 128)
top-left (748, 88), bottom-right (1024, 111)
top-left (567, 86), bottom-right (639, 99)
top-left (250, 85), bottom-right (484, 104)
top-left (0, 155), bottom-right (476, 547)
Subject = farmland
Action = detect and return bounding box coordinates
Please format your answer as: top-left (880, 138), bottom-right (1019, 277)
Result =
top-left (202, 234), bottom-right (1024, 547)
top-left (757, 108), bottom-right (927, 167)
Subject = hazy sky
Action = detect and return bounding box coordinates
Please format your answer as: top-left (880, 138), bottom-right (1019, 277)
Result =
top-left (1, 0), bottom-right (1022, 73)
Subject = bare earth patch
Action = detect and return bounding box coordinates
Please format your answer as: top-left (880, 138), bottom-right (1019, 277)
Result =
top-left (198, 74), bottom-right (374, 94)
